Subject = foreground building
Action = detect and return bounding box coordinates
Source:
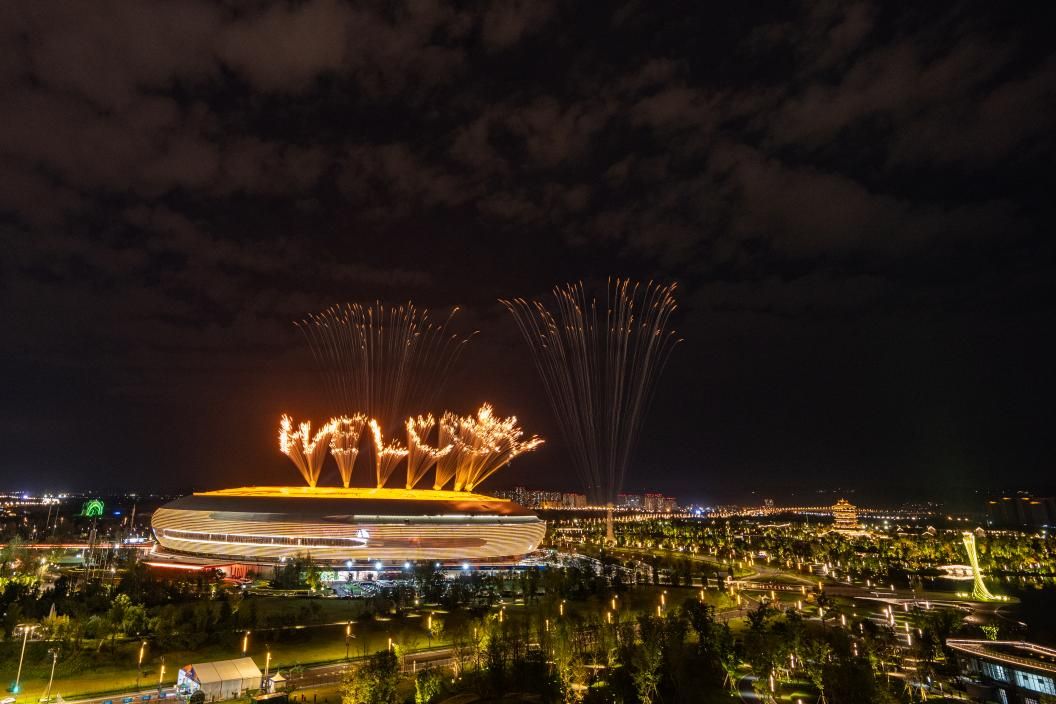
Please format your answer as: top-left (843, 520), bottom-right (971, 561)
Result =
top-left (948, 639), bottom-right (1056, 702)
top-left (149, 486), bottom-right (546, 577)
top-left (177, 657), bottom-right (262, 700)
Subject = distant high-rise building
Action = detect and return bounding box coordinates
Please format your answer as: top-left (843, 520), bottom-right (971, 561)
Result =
top-left (832, 499), bottom-right (859, 531)
top-left (561, 492), bottom-right (587, 508)
top-left (617, 493), bottom-right (643, 508)
top-left (661, 496), bottom-right (678, 513)
top-left (643, 493), bottom-right (664, 512)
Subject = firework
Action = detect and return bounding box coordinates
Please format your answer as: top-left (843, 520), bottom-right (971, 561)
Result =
top-left (329, 414), bottom-right (367, 488)
top-left (433, 412), bottom-right (461, 490)
top-left (278, 415), bottom-right (334, 488)
top-left (368, 419), bottom-right (409, 488)
top-left (405, 414), bottom-right (451, 489)
top-left (501, 279), bottom-right (680, 511)
top-left (296, 302), bottom-right (474, 435)
top-left (450, 404), bottom-right (544, 492)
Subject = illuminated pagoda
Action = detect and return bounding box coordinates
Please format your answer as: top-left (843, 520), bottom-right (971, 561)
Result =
top-left (832, 498), bottom-right (859, 531)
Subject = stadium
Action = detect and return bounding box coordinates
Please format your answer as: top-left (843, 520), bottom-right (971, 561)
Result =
top-left (148, 486), bottom-right (546, 576)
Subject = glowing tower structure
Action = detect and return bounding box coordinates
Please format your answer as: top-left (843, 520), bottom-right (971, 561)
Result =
top-left (962, 531), bottom-right (998, 602)
top-left (832, 499), bottom-right (859, 531)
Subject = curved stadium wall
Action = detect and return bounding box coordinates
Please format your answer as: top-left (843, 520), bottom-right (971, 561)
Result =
top-left (150, 486), bottom-right (546, 567)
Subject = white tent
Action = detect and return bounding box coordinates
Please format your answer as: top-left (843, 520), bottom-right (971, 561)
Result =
top-left (178, 657), bottom-right (262, 700)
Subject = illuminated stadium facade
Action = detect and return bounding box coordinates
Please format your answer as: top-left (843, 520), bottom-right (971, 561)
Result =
top-left (149, 486), bottom-right (546, 574)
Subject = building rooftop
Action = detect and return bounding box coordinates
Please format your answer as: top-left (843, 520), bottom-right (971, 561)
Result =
top-left (196, 486), bottom-right (508, 502)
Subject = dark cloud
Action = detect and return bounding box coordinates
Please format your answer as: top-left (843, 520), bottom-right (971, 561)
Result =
top-left (2, 1), bottom-right (1054, 498)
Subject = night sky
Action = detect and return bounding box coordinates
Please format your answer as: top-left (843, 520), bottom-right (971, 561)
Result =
top-left (2, 2), bottom-right (1054, 503)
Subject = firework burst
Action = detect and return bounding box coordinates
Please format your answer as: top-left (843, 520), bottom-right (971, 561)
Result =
top-left (278, 415), bottom-right (334, 488)
top-left (368, 418), bottom-right (409, 488)
top-left (501, 279), bottom-right (680, 507)
top-left (296, 302), bottom-right (474, 436)
top-left (405, 414), bottom-right (451, 489)
top-left (328, 414), bottom-right (367, 488)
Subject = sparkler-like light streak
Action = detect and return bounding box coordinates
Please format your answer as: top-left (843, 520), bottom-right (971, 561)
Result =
top-left (501, 279), bottom-right (680, 514)
top-left (433, 412), bottom-right (461, 490)
top-left (405, 415), bottom-right (451, 489)
top-left (368, 419), bottom-right (409, 488)
top-left (278, 415), bottom-right (334, 488)
top-left (296, 302), bottom-right (474, 435)
top-left (278, 407), bottom-right (541, 492)
top-left (444, 405), bottom-right (544, 492)
top-left (329, 414), bottom-right (367, 488)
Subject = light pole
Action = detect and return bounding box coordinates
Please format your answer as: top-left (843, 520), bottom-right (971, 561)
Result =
top-left (13, 623), bottom-right (38, 698)
top-left (345, 622), bottom-right (352, 660)
top-left (43, 648), bottom-right (59, 704)
top-left (137, 640), bottom-right (147, 690)
top-left (243, 630), bottom-right (250, 655)
top-left (159, 656), bottom-right (166, 689)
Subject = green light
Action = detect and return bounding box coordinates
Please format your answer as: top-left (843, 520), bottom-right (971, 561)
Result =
top-left (81, 499), bottom-right (105, 517)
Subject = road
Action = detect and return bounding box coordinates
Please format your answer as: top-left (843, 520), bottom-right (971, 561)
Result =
top-left (65, 648), bottom-right (456, 704)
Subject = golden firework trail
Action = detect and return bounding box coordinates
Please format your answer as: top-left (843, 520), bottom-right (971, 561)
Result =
top-left (329, 414), bottom-right (367, 488)
top-left (405, 414), bottom-right (451, 489)
top-left (278, 415), bottom-right (334, 488)
top-left (433, 411), bottom-right (461, 490)
top-left (501, 279), bottom-right (680, 505)
top-left (296, 302), bottom-right (475, 436)
top-left (278, 406), bottom-right (542, 490)
top-left (368, 418), bottom-right (409, 488)
top-left (449, 404), bottom-right (544, 492)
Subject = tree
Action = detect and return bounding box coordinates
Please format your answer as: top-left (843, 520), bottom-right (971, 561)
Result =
top-left (802, 640), bottom-right (832, 704)
top-left (632, 637), bottom-right (663, 704)
top-left (633, 616), bottom-right (665, 704)
top-left (414, 669), bottom-right (444, 704)
top-left (714, 623), bottom-right (740, 693)
top-left (683, 599), bottom-right (716, 656)
top-left (341, 650), bottom-right (400, 704)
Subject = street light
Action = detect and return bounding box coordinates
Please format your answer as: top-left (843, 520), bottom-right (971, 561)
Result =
top-left (43, 648), bottom-right (59, 704)
top-left (345, 621), bottom-right (353, 659)
top-left (137, 640), bottom-right (147, 689)
top-left (13, 623), bottom-right (38, 697)
top-left (243, 630), bottom-right (250, 655)
top-left (159, 656), bottom-right (166, 688)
